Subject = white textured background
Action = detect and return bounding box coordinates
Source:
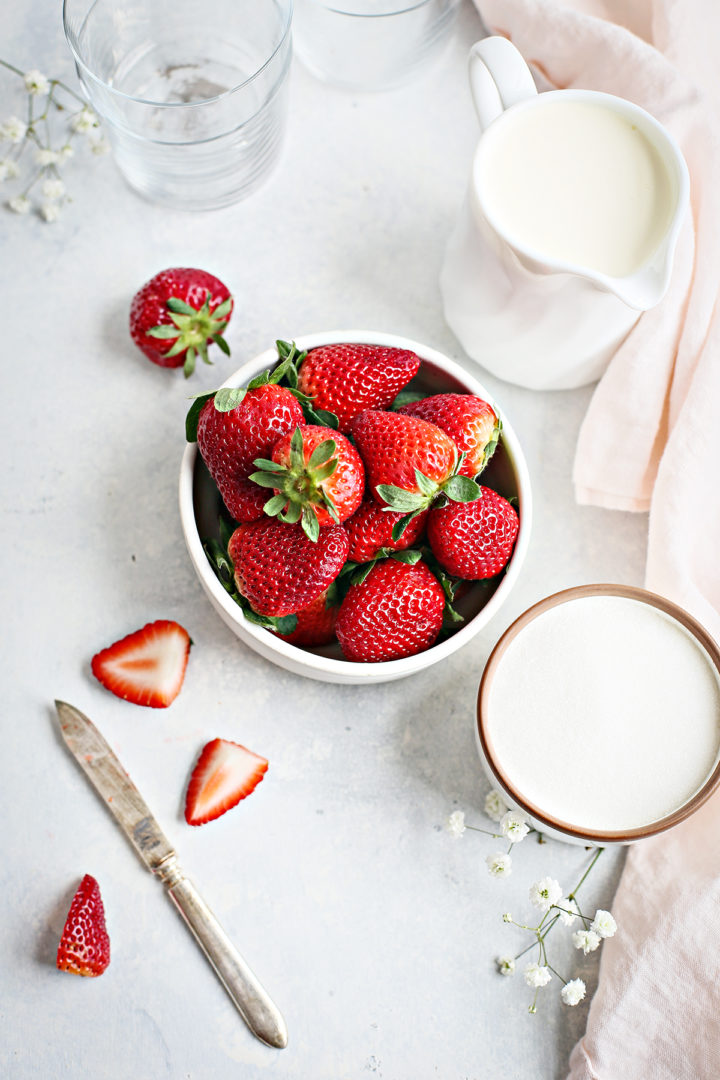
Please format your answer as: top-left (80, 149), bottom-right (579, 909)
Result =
top-left (1, 3), bottom-right (646, 1077)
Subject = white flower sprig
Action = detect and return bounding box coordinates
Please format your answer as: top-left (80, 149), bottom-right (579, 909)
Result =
top-left (1, 58), bottom-right (108, 222)
top-left (445, 790), bottom-right (618, 1015)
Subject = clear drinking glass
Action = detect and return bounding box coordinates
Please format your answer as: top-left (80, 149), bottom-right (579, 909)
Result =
top-left (293, 0), bottom-right (458, 91)
top-left (63, 0), bottom-right (293, 210)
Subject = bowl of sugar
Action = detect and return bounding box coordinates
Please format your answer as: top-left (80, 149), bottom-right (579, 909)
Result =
top-left (476, 584), bottom-right (720, 845)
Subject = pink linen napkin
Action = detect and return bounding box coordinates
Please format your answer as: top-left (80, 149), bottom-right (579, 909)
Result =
top-left (470, 2), bottom-right (720, 1077)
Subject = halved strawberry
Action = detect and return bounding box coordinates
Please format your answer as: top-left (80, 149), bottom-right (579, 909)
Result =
top-left (91, 620), bottom-right (191, 708)
top-left (56, 874), bottom-right (110, 977)
top-left (185, 738), bottom-right (268, 826)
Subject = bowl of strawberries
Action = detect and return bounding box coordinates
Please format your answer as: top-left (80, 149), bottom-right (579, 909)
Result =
top-left (179, 330), bottom-right (532, 684)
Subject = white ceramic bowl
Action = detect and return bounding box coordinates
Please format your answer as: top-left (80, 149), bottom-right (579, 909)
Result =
top-left (179, 330), bottom-right (532, 684)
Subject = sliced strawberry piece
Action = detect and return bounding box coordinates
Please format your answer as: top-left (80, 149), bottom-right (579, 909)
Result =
top-left (185, 738), bottom-right (269, 826)
top-left (56, 874), bottom-right (110, 977)
top-left (91, 620), bottom-right (191, 708)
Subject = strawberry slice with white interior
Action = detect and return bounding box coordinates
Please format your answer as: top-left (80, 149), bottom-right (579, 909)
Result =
top-left (185, 738), bottom-right (269, 826)
top-left (91, 619), bottom-right (191, 708)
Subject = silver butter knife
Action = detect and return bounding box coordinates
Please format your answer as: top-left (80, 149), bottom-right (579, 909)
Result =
top-left (55, 700), bottom-right (288, 1049)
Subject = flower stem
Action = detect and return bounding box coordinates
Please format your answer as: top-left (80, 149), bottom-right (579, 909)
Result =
top-left (568, 847), bottom-right (605, 901)
top-left (0, 58), bottom-right (24, 77)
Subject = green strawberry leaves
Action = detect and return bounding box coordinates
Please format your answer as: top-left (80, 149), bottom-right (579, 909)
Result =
top-left (203, 524), bottom-right (298, 636)
top-left (148, 291), bottom-right (233, 379)
top-left (250, 426), bottom-right (341, 541)
top-left (376, 454), bottom-right (482, 539)
top-left (184, 339), bottom-right (338, 441)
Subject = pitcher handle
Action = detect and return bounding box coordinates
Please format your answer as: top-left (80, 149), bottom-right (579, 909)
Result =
top-left (469, 37), bottom-right (538, 132)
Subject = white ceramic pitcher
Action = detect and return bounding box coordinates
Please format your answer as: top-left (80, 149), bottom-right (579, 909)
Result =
top-left (440, 37), bottom-right (690, 391)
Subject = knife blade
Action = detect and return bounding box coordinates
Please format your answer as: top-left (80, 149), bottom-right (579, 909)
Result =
top-left (55, 700), bottom-right (288, 1050)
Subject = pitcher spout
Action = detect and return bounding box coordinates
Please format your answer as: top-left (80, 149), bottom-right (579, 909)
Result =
top-left (602, 213), bottom-right (688, 312)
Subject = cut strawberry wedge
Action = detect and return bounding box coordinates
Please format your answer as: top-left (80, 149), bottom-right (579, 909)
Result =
top-left (185, 738), bottom-right (268, 826)
top-left (56, 874), bottom-right (110, 977)
top-left (91, 619), bottom-right (191, 708)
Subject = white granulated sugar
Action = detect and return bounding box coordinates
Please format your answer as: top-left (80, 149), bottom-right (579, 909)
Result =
top-left (488, 596), bottom-right (720, 832)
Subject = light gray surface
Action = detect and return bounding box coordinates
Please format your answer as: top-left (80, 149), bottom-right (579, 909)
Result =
top-left (1, 4), bottom-right (642, 1077)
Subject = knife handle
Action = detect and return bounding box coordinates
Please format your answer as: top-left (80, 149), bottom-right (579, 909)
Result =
top-left (155, 857), bottom-right (288, 1049)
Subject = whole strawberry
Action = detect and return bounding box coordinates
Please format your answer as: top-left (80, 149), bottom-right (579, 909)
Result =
top-left (228, 518), bottom-right (349, 617)
top-left (251, 424), bottom-right (364, 540)
top-left (350, 410), bottom-right (482, 539)
top-left (297, 343), bottom-right (421, 432)
top-left (335, 559), bottom-right (445, 662)
top-left (56, 874), bottom-right (110, 977)
top-left (273, 588), bottom-right (339, 646)
top-left (345, 500), bottom-right (428, 563)
top-left (130, 267), bottom-right (233, 378)
top-left (427, 487), bottom-right (519, 579)
top-left (195, 383), bottom-right (304, 523)
top-left (397, 394), bottom-right (500, 478)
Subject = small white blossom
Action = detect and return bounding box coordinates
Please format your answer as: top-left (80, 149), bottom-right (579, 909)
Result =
top-left (41, 178), bottom-right (65, 200)
top-left (496, 955), bottom-right (515, 976)
top-left (0, 159), bottom-right (20, 182)
top-left (500, 810), bottom-right (530, 844)
top-left (1, 116), bottom-right (27, 144)
top-left (89, 136), bottom-right (110, 156)
top-left (561, 978), bottom-right (586, 1006)
top-left (24, 69), bottom-right (50, 96)
top-left (484, 789), bottom-right (509, 823)
top-left (71, 107), bottom-right (98, 134)
top-left (58, 144), bottom-right (74, 163)
top-left (556, 898), bottom-right (580, 926)
top-left (529, 877), bottom-right (563, 913)
top-left (501, 912), bottom-right (512, 923)
top-left (446, 810), bottom-right (466, 838)
top-left (524, 962), bottom-right (551, 988)
top-left (590, 909), bottom-right (617, 939)
top-left (572, 929), bottom-right (601, 954)
top-left (35, 148), bottom-right (59, 167)
top-left (40, 201), bottom-right (60, 222)
top-left (8, 195), bottom-right (30, 214)
top-left (486, 852), bottom-right (512, 878)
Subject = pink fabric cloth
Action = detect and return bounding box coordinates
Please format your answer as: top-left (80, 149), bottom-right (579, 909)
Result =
top-left (471, 2), bottom-right (720, 1077)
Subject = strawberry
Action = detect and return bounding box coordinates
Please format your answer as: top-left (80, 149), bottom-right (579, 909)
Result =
top-left (397, 394), bottom-right (500, 477)
top-left (273, 588), bottom-right (338, 646)
top-left (344, 500), bottom-right (428, 563)
top-left (195, 382), bottom-right (304, 524)
top-left (296, 343), bottom-right (421, 432)
top-left (335, 558), bottom-right (445, 662)
top-left (250, 424), bottom-right (364, 540)
top-left (185, 738), bottom-right (268, 826)
top-left (91, 620), bottom-right (191, 708)
top-left (129, 267), bottom-right (233, 378)
top-left (350, 410), bottom-right (482, 537)
top-left (56, 874), bottom-right (110, 977)
top-left (228, 518), bottom-right (349, 617)
top-left (427, 487), bottom-right (519, 579)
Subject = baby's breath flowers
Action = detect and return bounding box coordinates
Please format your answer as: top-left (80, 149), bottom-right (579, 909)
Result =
top-left (0, 58), bottom-right (107, 222)
top-left (529, 876), bottom-right (563, 914)
top-left (445, 790), bottom-right (619, 1014)
top-left (572, 929), bottom-right (601, 954)
top-left (560, 978), bottom-right (586, 1006)
top-left (486, 852), bottom-right (512, 878)
top-left (496, 955), bottom-right (515, 976)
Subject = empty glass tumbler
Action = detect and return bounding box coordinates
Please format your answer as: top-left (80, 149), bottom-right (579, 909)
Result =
top-left (63, 0), bottom-right (293, 210)
top-left (293, 0), bottom-right (458, 91)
